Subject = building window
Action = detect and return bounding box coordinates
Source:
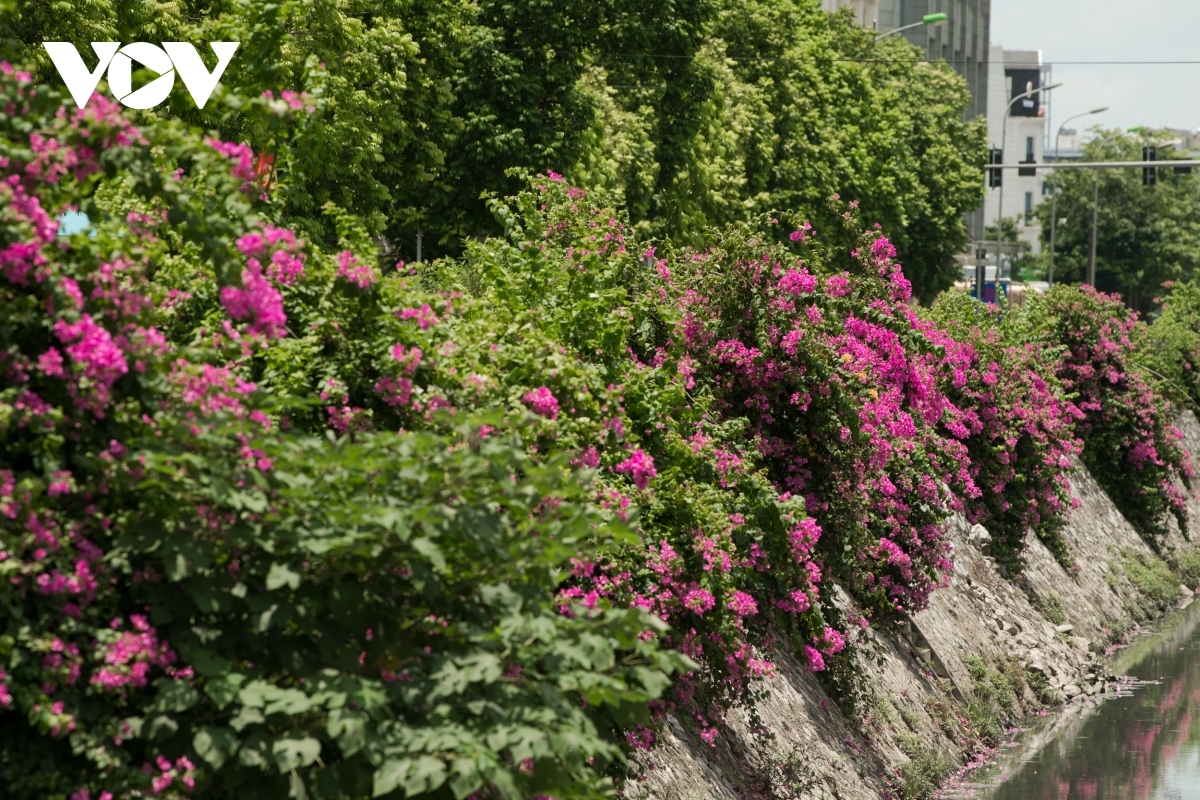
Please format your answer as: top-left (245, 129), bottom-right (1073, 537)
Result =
top-left (1024, 192), bottom-right (1034, 225)
top-left (1042, 180), bottom-right (1052, 196)
top-left (1026, 136), bottom-right (1035, 162)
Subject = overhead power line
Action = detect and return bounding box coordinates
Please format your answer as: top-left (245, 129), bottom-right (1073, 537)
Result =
top-left (486, 48), bottom-right (1200, 67)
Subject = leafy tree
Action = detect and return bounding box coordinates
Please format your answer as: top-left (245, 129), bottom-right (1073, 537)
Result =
top-left (3, 0), bottom-right (985, 298)
top-left (983, 216), bottom-right (1041, 281)
top-left (1036, 128), bottom-right (1200, 310)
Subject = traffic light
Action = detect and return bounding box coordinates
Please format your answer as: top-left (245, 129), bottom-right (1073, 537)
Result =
top-left (989, 148), bottom-right (1003, 188)
top-left (1143, 145), bottom-right (1157, 187)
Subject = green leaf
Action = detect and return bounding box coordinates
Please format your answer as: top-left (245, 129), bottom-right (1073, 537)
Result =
top-left (193, 726), bottom-right (239, 770)
top-left (264, 687), bottom-right (318, 716)
top-left (448, 759), bottom-right (483, 800)
top-left (326, 707), bottom-right (368, 757)
top-left (411, 537), bottom-right (445, 571)
top-left (267, 562), bottom-right (302, 590)
top-left (273, 736), bottom-right (322, 772)
top-left (229, 707), bottom-right (266, 732)
top-left (153, 678), bottom-right (200, 713)
top-left (239, 731), bottom-right (271, 768)
top-left (186, 647), bottom-right (232, 677)
top-left (205, 673), bottom-right (246, 710)
top-left (373, 756), bottom-right (448, 798)
top-left (145, 714), bottom-right (179, 742)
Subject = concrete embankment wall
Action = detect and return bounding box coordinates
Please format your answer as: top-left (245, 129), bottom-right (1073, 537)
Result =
top-left (631, 413), bottom-right (1200, 800)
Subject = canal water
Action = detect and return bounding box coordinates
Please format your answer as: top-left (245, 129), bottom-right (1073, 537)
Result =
top-left (968, 602), bottom-right (1200, 800)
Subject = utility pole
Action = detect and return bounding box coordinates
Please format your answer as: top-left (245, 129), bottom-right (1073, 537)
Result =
top-left (1087, 171), bottom-right (1098, 286)
top-left (1048, 106), bottom-right (1109, 285)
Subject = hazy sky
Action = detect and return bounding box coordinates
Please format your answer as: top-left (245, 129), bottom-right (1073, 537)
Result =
top-left (991, 0), bottom-right (1200, 136)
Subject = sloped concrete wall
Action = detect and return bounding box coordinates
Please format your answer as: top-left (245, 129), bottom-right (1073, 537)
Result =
top-left (632, 413), bottom-right (1200, 800)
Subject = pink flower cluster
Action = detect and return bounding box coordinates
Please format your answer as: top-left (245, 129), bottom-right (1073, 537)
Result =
top-left (0, 175), bottom-right (56, 285)
top-left (336, 250), bottom-right (377, 288)
top-left (53, 314), bottom-right (129, 414)
top-left (1037, 286), bottom-right (1194, 539)
top-left (397, 303), bottom-right (439, 329)
top-left (614, 449), bottom-right (656, 490)
top-left (145, 755), bottom-right (196, 794)
top-left (90, 615), bottom-right (176, 692)
top-left (677, 227), bottom-right (967, 615)
top-left (219, 226), bottom-right (307, 338)
top-left (171, 360), bottom-right (259, 419)
top-left (206, 137), bottom-right (256, 183)
top-left (925, 295), bottom-right (1085, 568)
top-left (261, 89), bottom-right (316, 113)
top-left (522, 386), bottom-right (560, 419)
top-left (375, 343), bottom-right (423, 408)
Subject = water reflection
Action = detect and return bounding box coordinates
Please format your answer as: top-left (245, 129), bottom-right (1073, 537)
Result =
top-left (987, 608), bottom-right (1200, 800)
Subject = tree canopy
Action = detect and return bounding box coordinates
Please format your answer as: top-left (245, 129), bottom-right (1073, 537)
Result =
top-left (1036, 128), bottom-right (1200, 311)
top-left (2, 0), bottom-right (985, 300)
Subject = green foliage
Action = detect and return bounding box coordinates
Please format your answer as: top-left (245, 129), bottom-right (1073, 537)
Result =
top-left (961, 656), bottom-right (1018, 746)
top-left (1023, 669), bottom-right (1055, 705)
top-left (1175, 547), bottom-right (1200, 588)
top-left (131, 423), bottom-right (690, 800)
top-left (3, 0), bottom-right (985, 298)
top-left (1120, 550), bottom-right (1181, 619)
top-left (1036, 128), bottom-right (1200, 311)
top-left (983, 216), bottom-right (1027, 245)
top-left (1138, 278), bottom-right (1200, 410)
top-left (1035, 592), bottom-right (1067, 626)
top-left (895, 732), bottom-right (950, 800)
top-left (0, 73), bottom-right (691, 799)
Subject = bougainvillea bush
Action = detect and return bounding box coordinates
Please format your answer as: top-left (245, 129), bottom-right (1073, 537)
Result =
top-left (0, 70), bottom-right (696, 799)
top-left (155, 167), bottom-right (847, 748)
top-left (925, 291), bottom-right (1084, 571)
top-left (657, 211), bottom-right (975, 619)
top-left (1011, 286), bottom-right (1194, 545)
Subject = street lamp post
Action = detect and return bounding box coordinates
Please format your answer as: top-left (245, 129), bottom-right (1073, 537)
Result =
top-left (874, 12), bottom-right (947, 40)
top-left (1048, 106), bottom-right (1108, 286)
top-left (993, 81), bottom-right (1063, 292)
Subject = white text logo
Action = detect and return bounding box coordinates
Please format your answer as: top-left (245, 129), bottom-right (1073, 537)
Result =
top-left (42, 42), bottom-right (239, 110)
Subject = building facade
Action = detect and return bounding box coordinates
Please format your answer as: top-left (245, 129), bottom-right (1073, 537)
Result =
top-left (982, 47), bottom-right (1049, 263)
top-left (821, 0), bottom-right (990, 120)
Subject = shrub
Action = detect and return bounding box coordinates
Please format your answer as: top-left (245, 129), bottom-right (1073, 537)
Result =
top-left (147, 155), bottom-right (845, 751)
top-left (665, 210), bottom-right (972, 619)
top-left (1011, 286), bottom-right (1194, 545)
top-left (1035, 592), bottom-right (1067, 627)
top-left (1176, 548), bottom-right (1200, 588)
top-left (925, 291), bottom-right (1083, 571)
top-left (1, 44), bottom-right (1194, 799)
top-left (961, 656), bottom-right (1018, 746)
top-left (1138, 279), bottom-right (1200, 409)
top-left (0, 69), bottom-right (690, 799)
top-left (895, 733), bottom-right (950, 800)
top-left (1121, 551), bottom-right (1180, 619)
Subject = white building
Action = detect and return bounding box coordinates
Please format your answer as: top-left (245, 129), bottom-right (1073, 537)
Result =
top-left (982, 46), bottom-right (1048, 262)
